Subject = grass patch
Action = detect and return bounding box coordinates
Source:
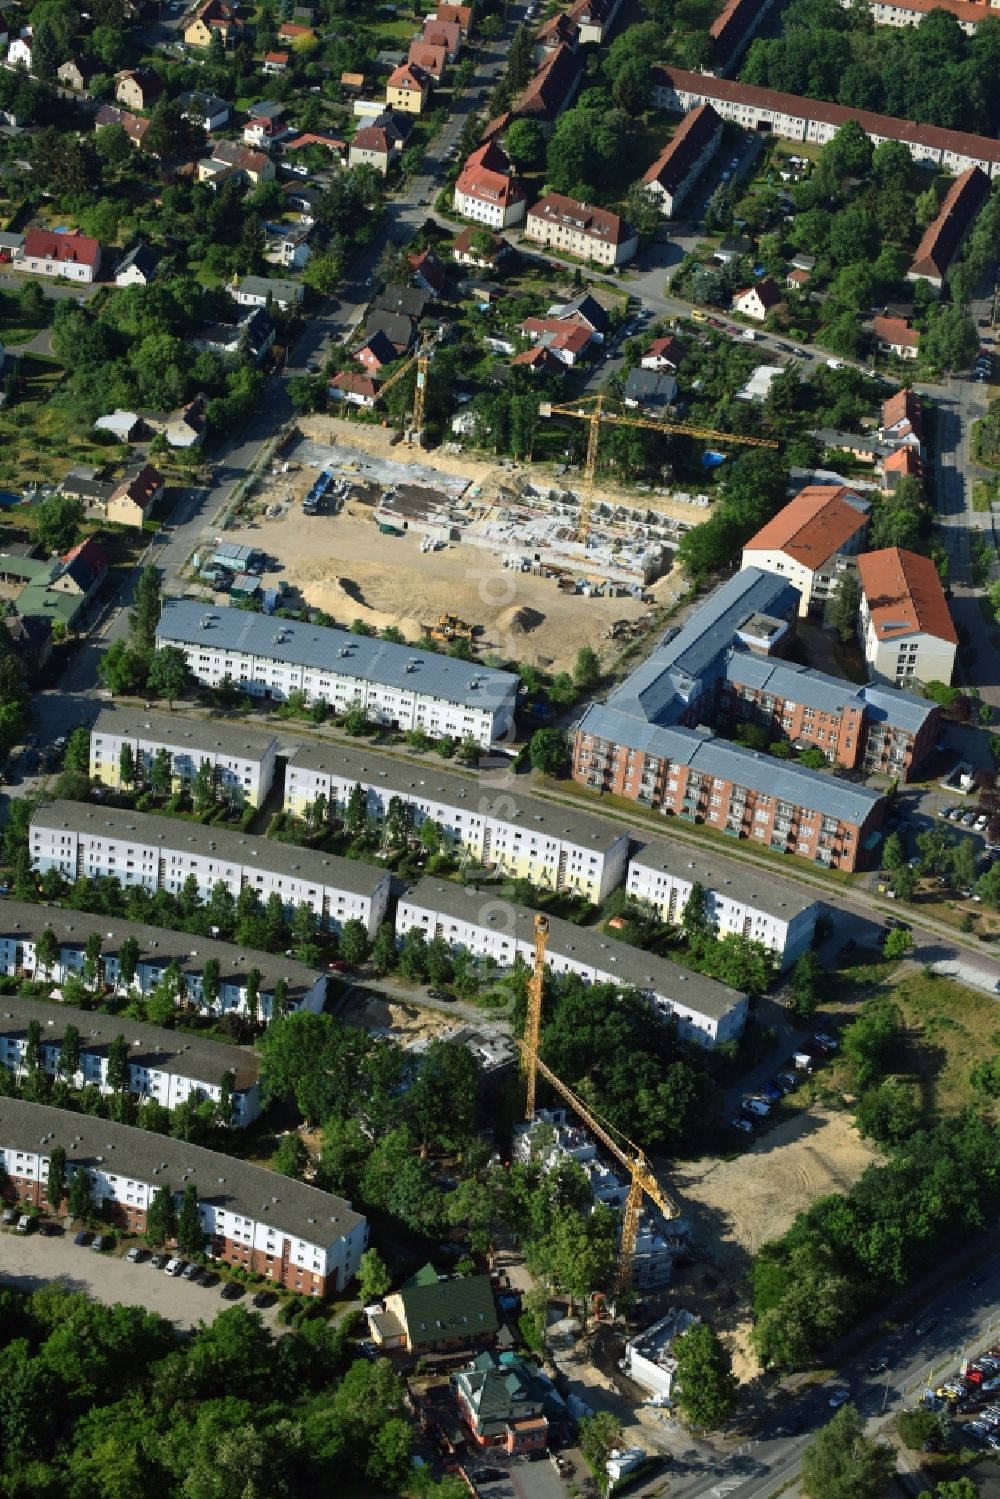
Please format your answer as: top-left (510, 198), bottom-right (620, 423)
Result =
top-left (973, 479), bottom-right (997, 512)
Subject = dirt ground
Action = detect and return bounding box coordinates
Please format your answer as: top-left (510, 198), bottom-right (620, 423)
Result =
top-left (673, 1108), bottom-right (878, 1381)
top-left (341, 994), bottom-right (457, 1045)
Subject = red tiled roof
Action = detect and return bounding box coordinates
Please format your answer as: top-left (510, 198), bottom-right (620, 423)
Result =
top-left (787, 267), bottom-right (811, 285)
top-left (434, 3), bottom-right (472, 28)
top-left (651, 65), bottom-right (1000, 168)
top-left (453, 225), bottom-right (502, 256)
top-left (710, 0), bottom-right (770, 58)
top-left (874, 316), bottom-right (920, 349)
top-left (423, 19), bottom-right (461, 51)
top-left (352, 126), bottom-right (390, 154)
top-left (527, 192), bottom-right (630, 247)
top-left (515, 44), bottom-right (581, 122)
top-left (858, 547), bottom-right (957, 644)
top-left (62, 538), bottom-right (109, 574)
top-left (643, 103), bottom-right (723, 194)
top-left (331, 372), bottom-right (379, 398)
top-left (735, 276), bottom-right (782, 310)
top-left (874, 0), bottom-right (990, 23)
top-left (112, 464), bottom-right (163, 512)
top-left (23, 228), bottom-right (100, 269)
top-left (512, 346), bottom-right (562, 370)
top-left (264, 51), bottom-right (290, 64)
top-left (408, 41), bottom-right (448, 77)
top-left (521, 317), bottom-right (593, 355)
top-left (883, 446), bottom-right (921, 476)
top-left (881, 388), bottom-right (922, 435)
top-left (456, 140), bottom-right (525, 207)
top-left (278, 21), bottom-right (314, 37)
top-left (744, 484), bottom-right (868, 567)
top-left (908, 166), bottom-right (991, 281)
top-left (537, 11), bottom-right (578, 42)
top-left (388, 62), bottom-right (428, 90)
top-left (644, 335), bottom-right (682, 363)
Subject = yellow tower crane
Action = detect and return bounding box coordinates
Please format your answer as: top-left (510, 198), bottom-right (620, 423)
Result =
top-left (539, 393), bottom-right (780, 545)
top-left (371, 334), bottom-right (437, 444)
top-left (520, 913), bottom-right (679, 1292)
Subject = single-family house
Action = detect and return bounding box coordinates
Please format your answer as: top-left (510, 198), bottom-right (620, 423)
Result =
top-left (375, 284), bottom-right (427, 320)
top-left (243, 114), bottom-right (291, 149)
top-left (57, 55), bottom-right (102, 92)
top-left (422, 18), bottom-right (462, 59)
top-left (520, 316), bottom-right (594, 365)
top-left (714, 233), bottom-right (752, 262)
top-left (94, 410), bottom-right (150, 443)
top-left (51, 539), bottom-right (109, 602)
top-left (880, 389), bottom-right (923, 447)
top-left (733, 277), bottom-right (782, 321)
top-left (278, 20), bottom-right (316, 44)
top-left (329, 371), bottom-right (379, 407)
top-left (115, 67), bottom-right (164, 113)
top-left (234, 275), bottom-right (304, 311)
top-left (881, 445), bottom-right (921, 492)
top-left (17, 228), bottom-right (101, 285)
top-left (349, 115), bottom-right (407, 175)
top-left (547, 293), bottom-right (609, 340)
top-left (624, 368), bottom-right (677, 412)
top-left (452, 1352), bottom-right (552, 1455)
top-left (409, 248), bottom-right (447, 296)
top-left (178, 91), bottom-right (231, 131)
top-left (786, 267), bottom-right (811, 289)
top-left (511, 345), bottom-right (562, 374)
top-left (4, 614), bottom-right (52, 674)
top-left (356, 329), bottom-right (398, 374)
top-left (115, 243), bottom-right (163, 287)
top-left (95, 104), bottom-right (149, 151)
top-left (185, 0), bottom-right (242, 48)
top-left (6, 34), bottom-right (31, 70)
top-left (105, 464), bottom-right (165, 529)
top-left (642, 335), bottom-right (683, 372)
top-left (408, 40), bottom-right (447, 82)
top-left (452, 225), bottom-right (507, 268)
top-left (193, 308), bottom-right (276, 364)
top-left (364, 309), bottom-right (417, 355)
top-left (433, 3), bottom-right (473, 37)
top-left (158, 396), bottom-right (207, 449)
top-left (874, 315), bottom-right (920, 360)
top-left (568, 0), bottom-right (626, 43)
top-left (386, 61), bottom-right (431, 113)
top-left (263, 51), bottom-right (290, 74)
top-left (264, 225), bottom-right (312, 269)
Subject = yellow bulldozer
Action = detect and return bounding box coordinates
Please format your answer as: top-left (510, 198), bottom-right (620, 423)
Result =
top-left (429, 613), bottom-right (475, 643)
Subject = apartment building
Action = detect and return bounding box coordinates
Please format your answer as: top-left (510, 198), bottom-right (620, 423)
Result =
top-left (858, 547), bottom-right (958, 688)
top-left (0, 997), bottom-right (260, 1125)
top-left (0, 1100), bottom-right (366, 1297)
top-left (515, 1108), bottom-right (685, 1289)
top-left (283, 741), bottom-right (629, 903)
top-left (650, 66), bottom-right (1000, 177)
top-left (741, 485), bottom-right (870, 617)
top-left (155, 601), bottom-right (519, 748)
top-left (525, 193), bottom-right (638, 268)
top-left (625, 840), bottom-right (820, 968)
top-left (842, 0), bottom-right (991, 35)
top-left (89, 708), bottom-right (279, 809)
top-left (907, 165), bottom-right (991, 289)
top-left (29, 803), bottom-right (390, 937)
top-left (710, 0), bottom-right (776, 72)
top-left (396, 878), bottom-right (749, 1046)
top-left (0, 902), bottom-right (327, 1022)
top-left (574, 711), bottom-right (885, 870)
top-left (642, 104), bottom-right (724, 217)
top-left (880, 389), bottom-right (923, 448)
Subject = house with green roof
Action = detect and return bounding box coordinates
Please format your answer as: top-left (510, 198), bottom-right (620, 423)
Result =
top-left (367, 1269), bottom-right (499, 1353)
top-left (451, 1351), bottom-right (552, 1454)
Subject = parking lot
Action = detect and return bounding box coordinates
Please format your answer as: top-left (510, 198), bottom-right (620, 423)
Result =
top-left (0, 1226), bottom-right (284, 1333)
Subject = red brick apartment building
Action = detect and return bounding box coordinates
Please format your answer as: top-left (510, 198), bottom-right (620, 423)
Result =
top-left (0, 1100), bottom-right (367, 1298)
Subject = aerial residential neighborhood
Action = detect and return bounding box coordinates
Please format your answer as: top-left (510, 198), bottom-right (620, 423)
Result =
top-left (0, 0), bottom-right (997, 1493)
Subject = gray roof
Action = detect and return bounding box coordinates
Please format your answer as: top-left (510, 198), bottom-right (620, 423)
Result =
top-left (629, 837), bottom-right (819, 921)
top-left (0, 899), bottom-right (324, 1005)
top-left (287, 741), bottom-right (627, 854)
top-left (0, 1098), bottom-right (363, 1248)
top-left (0, 995), bottom-right (258, 1094)
top-left (814, 429), bottom-right (890, 457)
top-left (237, 275), bottom-right (302, 304)
top-left (31, 801), bottom-right (390, 898)
top-left (578, 708), bottom-right (884, 825)
top-left (725, 654), bottom-right (863, 716)
top-left (624, 369), bottom-right (677, 408)
top-left (93, 707), bottom-right (278, 765)
top-left (607, 569), bottom-right (799, 723)
top-left (403, 877), bottom-right (746, 1021)
top-left (860, 683), bottom-right (935, 734)
top-left (156, 600), bottom-right (519, 715)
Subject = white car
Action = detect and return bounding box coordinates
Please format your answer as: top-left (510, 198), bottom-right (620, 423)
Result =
top-left (828, 1389), bottom-right (850, 1409)
top-left (163, 1257), bottom-right (184, 1277)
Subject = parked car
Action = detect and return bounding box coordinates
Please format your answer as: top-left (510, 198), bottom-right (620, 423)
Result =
top-left (868, 1357), bottom-right (889, 1374)
top-left (915, 1316), bottom-right (939, 1337)
top-left (829, 1388), bottom-right (850, 1408)
top-left (91, 1234), bottom-right (112, 1252)
top-left (74, 1230), bottom-right (92, 1247)
top-left (221, 1281), bottom-right (244, 1300)
top-left (814, 1032), bottom-right (839, 1050)
top-left (39, 1221), bottom-right (61, 1236)
top-left (181, 1261), bottom-right (201, 1281)
top-left (149, 1253), bottom-right (166, 1269)
top-left (776, 1072), bottom-right (798, 1091)
top-left (742, 1097), bottom-right (770, 1118)
top-left (126, 1245), bottom-right (146, 1263)
top-left (15, 1215), bottom-right (32, 1233)
top-left (758, 1082), bottom-right (783, 1103)
top-left (252, 1290), bottom-right (277, 1309)
top-left (1, 1207), bottom-right (17, 1226)
top-left (731, 1117), bottom-right (754, 1134)
top-left (164, 1257), bottom-right (185, 1277)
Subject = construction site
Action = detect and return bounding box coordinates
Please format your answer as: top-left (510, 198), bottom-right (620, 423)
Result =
top-left (209, 415), bottom-right (704, 671)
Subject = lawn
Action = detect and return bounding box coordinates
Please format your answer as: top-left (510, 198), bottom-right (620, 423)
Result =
top-left (0, 357), bottom-right (113, 490)
top-left (0, 288), bottom-right (52, 348)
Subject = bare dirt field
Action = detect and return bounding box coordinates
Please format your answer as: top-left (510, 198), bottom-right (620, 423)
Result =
top-left (673, 1108), bottom-right (878, 1380)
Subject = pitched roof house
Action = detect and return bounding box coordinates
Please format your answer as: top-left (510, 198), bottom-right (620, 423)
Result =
top-left (452, 1352), bottom-right (552, 1454)
top-left (57, 55), bottom-right (102, 92)
top-left (368, 1270), bottom-right (498, 1352)
top-left (106, 465), bottom-right (165, 528)
top-left (641, 335), bottom-right (683, 371)
top-left (329, 371), bottom-right (379, 408)
top-left (880, 389), bottom-right (922, 446)
top-left (873, 315), bottom-right (920, 360)
top-left (525, 193), bottom-right (637, 268)
top-left (407, 39), bottom-right (448, 82)
top-left (858, 547), bottom-right (957, 688)
top-left (454, 140), bottom-right (527, 230)
top-left (907, 165), bottom-right (991, 290)
top-left (732, 276), bottom-right (782, 321)
top-left (115, 67), bottom-right (164, 113)
top-left (115, 243), bottom-right (163, 287)
top-left (18, 229), bottom-right (101, 284)
top-left (386, 61), bottom-right (431, 113)
top-left (513, 44), bottom-right (581, 131)
top-left (741, 483), bottom-right (870, 617)
top-left (642, 103), bottom-right (724, 217)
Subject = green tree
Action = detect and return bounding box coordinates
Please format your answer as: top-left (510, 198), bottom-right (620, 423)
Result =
top-left (791, 950), bottom-right (821, 1020)
top-left (854, 1078), bottom-right (920, 1145)
top-left (129, 566), bottom-right (162, 654)
top-left (145, 1183), bottom-right (176, 1246)
top-left (35, 927), bottom-right (59, 980)
top-left (34, 494), bottom-right (84, 554)
top-left (882, 832), bottom-right (905, 871)
top-left (117, 935), bottom-right (139, 991)
top-left (681, 882), bottom-right (709, 943)
top-left (398, 928), bottom-right (429, 983)
top-left (146, 647), bottom-right (190, 709)
top-left (357, 1246), bottom-right (392, 1304)
top-left (64, 728), bottom-right (91, 775)
top-left (273, 1131), bottom-right (309, 1180)
top-left (192, 760), bottom-right (217, 813)
top-left (922, 307), bottom-right (978, 375)
top-left (503, 117), bottom-right (545, 172)
top-left (106, 1034), bottom-right (128, 1095)
top-left (118, 743), bottom-right (136, 790)
top-left (176, 1183), bottom-right (204, 1256)
top-left (573, 645), bottom-right (600, 688)
top-left (801, 1404), bottom-right (894, 1499)
top-left (528, 728), bottom-right (568, 776)
top-left (58, 1024), bottom-right (81, 1081)
top-left (339, 918), bottom-right (369, 967)
top-left (407, 1040), bottom-right (479, 1153)
top-left (829, 571), bottom-right (861, 643)
top-left (371, 922), bottom-right (398, 976)
top-left (892, 863), bottom-right (916, 901)
top-left (67, 1168), bottom-right (93, 1223)
top-left (201, 957), bottom-right (221, 1011)
top-left (579, 1411), bottom-right (625, 1487)
top-left (673, 1322), bottom-right (738, 1430)
top-left (46, 1145), bottom-right (66, 1214)
top-left (883, 927), bottom-right (913, 960)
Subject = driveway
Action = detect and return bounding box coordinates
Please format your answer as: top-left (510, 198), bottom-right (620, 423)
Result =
top-left (0, 1227), bottom-right (283, 1333)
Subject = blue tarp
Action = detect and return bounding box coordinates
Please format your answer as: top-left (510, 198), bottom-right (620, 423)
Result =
top-left (0, 492), bottom-right (20, 508)
top-left (701, 451), bottom-right (727, 468)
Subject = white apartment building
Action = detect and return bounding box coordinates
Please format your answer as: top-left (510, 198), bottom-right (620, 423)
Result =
top-left (651, 66), bottom-right (1000, 178)
top-left (90, 708), bottom-right (279, 809)
top-left (0, 1100), bottom-right (367, 1297)
top-left (284, 742), bottom-right (629, 903)
top-left (857, 547), bottom-right (958, 688)
top-left (0, 902), bottom-right (327, 1023)
top-left (0, 996), bottom-right (260, 1125)
top-left (741, 485), bottom-right (869, 618)
top-left (524, 194), bottom-right (638, 268)
top-left (29, 802), bottom-right (391, 937)
top-left (625, 840), bottom-right (820, 969)
top-left (641, 103), bottom-right (723, 218)
top-left (514, 1108), bottom-right (684, 1289)
top-left (156, 601), bottom-right (519, 748)
top-left (396, 879), bottom-right (748, 1047)
top-left (841, 0), bottom-right (991, 36)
